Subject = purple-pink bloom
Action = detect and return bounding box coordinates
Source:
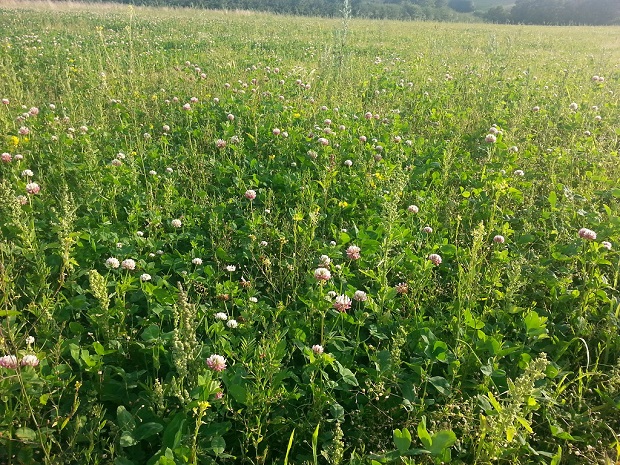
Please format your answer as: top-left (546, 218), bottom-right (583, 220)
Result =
top-left (0, 355), bottom-right (18, 369)
top-left (578, 228), bottom-right (597, 240)
top-left (314, 267), bottom-right (331, 281)
top-left (206, 354), bottom-right (227, 372)
top-left (21, 354), bottom-right (39, 367)
top-left (346, 245), bottom-right (361, 260)
top-left (428, 253), bottom-right (442, 266)
top-left (333, 294), bottom-right (352, 312)
top-left (26, 182), bottom-right (40, 195)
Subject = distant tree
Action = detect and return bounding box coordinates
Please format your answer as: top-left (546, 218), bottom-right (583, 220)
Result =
top-left (483, 5), bottom-right (509, 22)
top-left (448, 0), bottom-right (473, 12)
top-left (509, 0), bottom-right (619, 24)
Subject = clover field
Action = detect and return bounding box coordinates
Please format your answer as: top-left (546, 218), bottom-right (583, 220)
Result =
top-left (1, 4), bottom-right (620, 464)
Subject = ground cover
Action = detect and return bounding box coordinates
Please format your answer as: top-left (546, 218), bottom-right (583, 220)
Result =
top-left (1, 4), bottom-right (619, 463)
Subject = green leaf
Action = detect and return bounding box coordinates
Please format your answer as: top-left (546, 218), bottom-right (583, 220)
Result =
top-left (428, 430), bottom-right (457, 456)
top-left (336, 361), bottom-right (359, 386)
top-left (141, 325), bottom-right (161, 342)
top-left (393, 428), bottom-right (412, 453)
top-left (117, 406), bottom-right (136, 431)
top-left (417, 417), bottom-right (432, 449)
top-left (516, 416), bottom-right (533, 434)
top-left (69, 321), bottom-right (86, 335)
top-left (93, 341), bottom-right (106, 355)
top-left (487, 391), bottom-right (503, 412)
top-left (524, 310), bottom-right (548, 339)
top-left (330, 402), bottom-right (345, 421)
top-left (134, 422), bottom-right (163, 440)
top-left (0, 310), bottom-right (21, 317)
top-left (550, 446), bottom-right (562, 465)
top-left (211, 435), bottom-right (226, 455)
top-left (550, 424), bottom-right (574, 440)
top-left (312, 423), bottom-right (320, 465)
top-left (428, 376), bottom-right (451, 395)
top-left (15, 427), bottom-right (37, 441)
top-left (284, 429), bottom-right (295, 465)
top-left (439, 244), bottom-right (457, 255)
top-left (120, 431), bottom-right (137, 447)
top-left (228, 384), bottom-right (248, 405)
top-left (162, 413), bottom-right (186, 451)
top-left (548, 190), bottom-right (557, 209)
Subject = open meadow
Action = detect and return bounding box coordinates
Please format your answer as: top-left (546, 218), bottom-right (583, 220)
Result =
top-left (1, 3), bottom-right (620, 464)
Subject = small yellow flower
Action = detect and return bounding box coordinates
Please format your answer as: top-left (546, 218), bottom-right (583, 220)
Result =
top-left (293, 113), bottom-right (301, 118)
top-left (338, 201), bottom-right (348, 208)
top-left (7, 135), bottom-right (19, 147)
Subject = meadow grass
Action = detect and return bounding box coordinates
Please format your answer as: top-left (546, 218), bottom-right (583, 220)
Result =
top-left (1, 3), bottom-right (620, 464)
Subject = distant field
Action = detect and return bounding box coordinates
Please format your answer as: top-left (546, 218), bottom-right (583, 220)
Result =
top-left (1, 3), bottom-right (619, 464)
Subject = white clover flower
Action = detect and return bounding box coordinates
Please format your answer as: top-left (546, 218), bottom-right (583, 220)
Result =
top-left (105, 257), bottom-right (120, 269)
top-left (312, 344), bottom-right (324, 355)
top-left (21, 354), bottom-right (40, 367)
top-left (578, 228), bottom-right (597, 240)
top-left (226, 265), bottom-right (236, 272)
top-left (140, 273), bottom-right (152, 282)
top-left (206, 354), bottom-right (227, 372)
top-left (121, 259), bottom-right (136, 270)
top-left (192, 258), bottom-right (203, 265)
top-left (214, 312), bottom-right (228, 321)
top-left (428, 253), bottom-right (442, 266)
top-left (226, 319), bottom-right (238, 328)
top-left (314, 267), bottom-right (331, 281)
top-left (249, 297), bottom-right (258, 303)
top-left (171, 219), bottom-right (182, 228)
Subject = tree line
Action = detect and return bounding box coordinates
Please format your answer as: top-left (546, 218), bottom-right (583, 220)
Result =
top-left (482, 0), bottom-right (620, 25)
top-left (67, 0), bottom-right (620, 24)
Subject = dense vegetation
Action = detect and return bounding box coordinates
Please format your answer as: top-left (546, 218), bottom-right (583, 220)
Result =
top-left (1, 3), bottom-right (620, 464)
top-left (67, 0), bottom-right (620, 24)
top-left (483, 0), bottom-right (620, 25)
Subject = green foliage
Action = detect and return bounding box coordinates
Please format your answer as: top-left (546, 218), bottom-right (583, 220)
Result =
top-left (0, 4), bottom-right (619, 464)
